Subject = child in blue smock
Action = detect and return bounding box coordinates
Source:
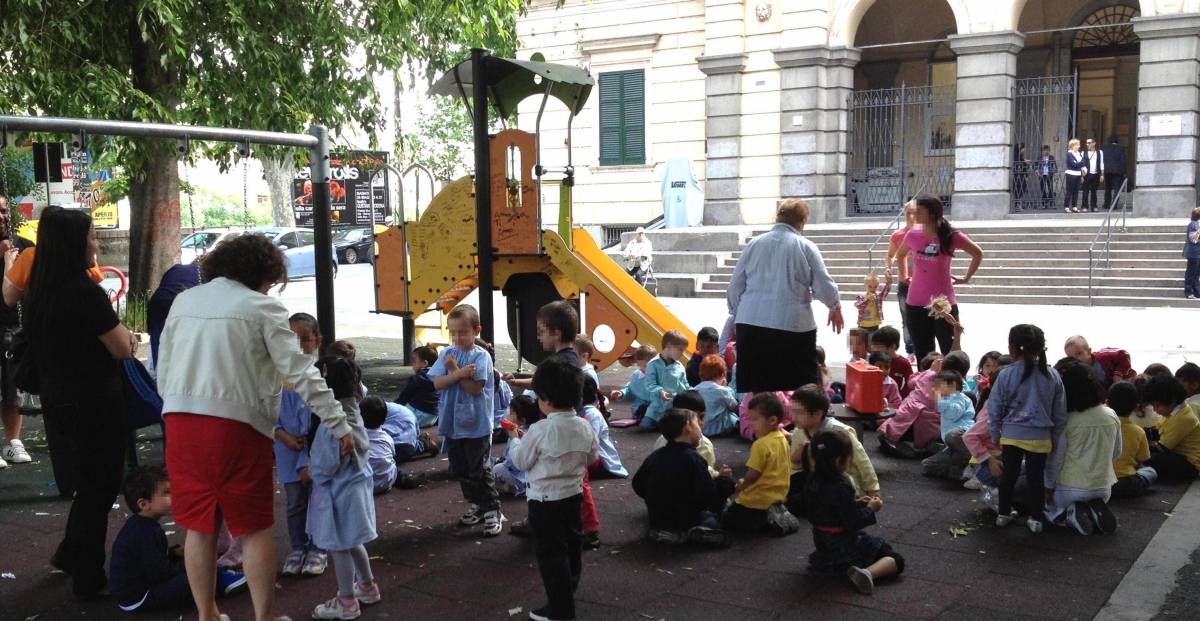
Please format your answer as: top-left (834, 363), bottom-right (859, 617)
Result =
top-left (395, 346), bottom-right (440, 427)
top-left (494, 395), bottom-right (541, 497)
top-left (307, 356), bottom-right (381, 619)
top-left (694, 354), bottom-right (739, 437)
top-left (611, 345), bottom-right (656, 421)
top-left (582, 376), bottom-right (628, 478)
top-left (641, 330), bottom-right (692, 431)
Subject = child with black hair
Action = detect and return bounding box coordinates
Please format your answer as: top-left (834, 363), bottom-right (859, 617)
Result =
top-left (308, 355), bottom-right (381, 619)
top-left (787, 385), bottom-right (880, 518)
top-left (1144, 374), bottom-right (1200, 481)
top-left (494, 395), bottom-right (543, 497)
top-left (988, 324), bottom-right (1067, 533)
top-left (686, 326), bottom-right (720, 386)
top-left (504, 300), bottom-right (582, 391)
top-left (276, 312), bottom-right (326, 576)
top-left (869, 326), bottom-right (913, 397)
top-left (722, 393), bottom-right (800, 535)
top-left (1109, 381), bottom-right (1158, 498)
top-left (633, 408), bottom-right (734, 547)
top-left (652, 390), bottom-right (726, 478)
top-left (919, 370), bottom-right (975, 480)
top-left (975, 351), bottom-right (1003, 396)
top-left (110, 466), bottom-right (246, 612)
top-left (802, 431), bottom-right (904, 595)
top-left (573, 335), bottom-right (600, 387)
top-left (505, 357), bottom-right (598, 621)
top-left (611, 345), bottom-right (656, 421)
top-left (360, 396), bottom-right (423, 493)
top-left (1178, 362), bottom-right (1200, 407)
top-left (475, 338), bottom-right (514, 443)
top-left (396, 346), bottom-right (440, 427)
top-left (642, 330), bottom-right (692, 431)
top-left (360, 396), bottom-right (399, 494)
top-left (867, 352), bottom-right (901, 410)
top-left (581, 375), bottom-right (627, 479)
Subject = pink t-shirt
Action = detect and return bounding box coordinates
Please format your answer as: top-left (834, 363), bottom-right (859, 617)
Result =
top-left (889, 228), bottom-right (913, 276)
top-left (904, 228), bottom-right (969, 306)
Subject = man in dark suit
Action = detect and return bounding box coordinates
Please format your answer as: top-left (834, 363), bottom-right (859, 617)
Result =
top-left (1103, 136), bottom-right (1127, 210)
top-left (1036, 144), bottom-right (1057, 209)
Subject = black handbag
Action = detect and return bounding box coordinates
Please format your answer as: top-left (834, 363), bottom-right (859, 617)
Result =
top-left (5, 326), bottom-right (38, 394)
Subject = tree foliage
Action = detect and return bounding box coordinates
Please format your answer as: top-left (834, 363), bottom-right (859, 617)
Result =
top-left (397, 97), bottom-right (474, 184)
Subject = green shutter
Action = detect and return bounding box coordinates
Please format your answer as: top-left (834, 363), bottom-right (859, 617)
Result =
top-left (598, 69), bottom-right (646, 166)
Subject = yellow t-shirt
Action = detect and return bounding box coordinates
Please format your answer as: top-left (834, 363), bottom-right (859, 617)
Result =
top-left (1160, 404), bottom-right (1200, 470)
top-left (1114, 418), bottom-right (1150, 479)
top-left (1000, 437), bottom-right (1052, 454)
top-left (737, 430), bottom-right (791, 510)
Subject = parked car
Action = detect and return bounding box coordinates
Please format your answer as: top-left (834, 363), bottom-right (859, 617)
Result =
top-left (180, 229), bottom-right (240, 264)
top-left (249, 227), bottom-right (339, 280)
top-left (333, 227), bottom-right (374, 265)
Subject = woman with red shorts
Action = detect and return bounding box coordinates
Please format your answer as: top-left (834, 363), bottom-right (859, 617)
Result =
top-left (157, 234), bottom-right (353, 621)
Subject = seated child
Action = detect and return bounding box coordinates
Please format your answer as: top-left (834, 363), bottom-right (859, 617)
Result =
top-left (494, 395), bottom-right (541, 497)
top-left (738, 390), bottom-right (792, 441)
top-left (368, 396), bottom-right (439, 462)
top-left (633, 408), bottom-right (734, 547)
top-left (694, 354), bottom-right (739, 437)
top-left (641, 329), bottom-right (692, 431)
top-left (817, 345), bottom-right (839, 403)
top-left (718, 313), bottom-right (736, 368)
top-left (686, 326), bottom-right (720, 386)
top-left (853, 270), bottom-right (891, 334)
top-left (1044, 359), bottom-right (1121, 535)
top-left (110, 465), bottom-right (247, 613)
top-left (869, 326), bottom-right (913, 398)
top-left (308, 356), bottom-right (381, 619)
top-left (973, 351), bottom-right (1003, 397)
top-left (722, 393), bottom-right (800, 536)
top-left (573, 334), bottom-right (600, 388)
top-left (1144, 374), bottom-right (1200, 481)
top-left (877, 352), bottom-right (944, 458)
top-left (395, 346), bottom-right (440, 427)
top-left (361, 397), bottom-right (399, 494)
top-left (1178, 362), bottom-right (1200, 410)
top-left (1109, 381), bottom-right (1158, 498)
top-left (653, 391), bottom-right (724, 478)
top-left (868, 352), bottom-right (902, 410)
top-left (611, 345), bottom-right (656, 421)
top-left (802, 431), bottom-right (904, 595)
top-left (582, 376), bottom-right (628, 478)
top-left (786, 385), bottom-right (880, 518)
top-left (920, 370), bottom-right (974, 479)
top-left (847, 328), bottom-right (869, 364)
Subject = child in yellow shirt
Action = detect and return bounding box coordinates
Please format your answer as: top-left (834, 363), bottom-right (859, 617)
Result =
top-left (1109, 381), bottom-right (1158, 497)
top-left (721, 393), bottom-right (799, 536)
top-left (1144, 375), bottom-right (1200, 481)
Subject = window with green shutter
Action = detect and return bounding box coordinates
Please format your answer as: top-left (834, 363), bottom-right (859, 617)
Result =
top-left (598, 69), bottom-right (645, 166)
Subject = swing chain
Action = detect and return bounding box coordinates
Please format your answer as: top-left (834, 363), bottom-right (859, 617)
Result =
top-left (240, 141), bottom-right (251, 230)
top-left (178, 138), bottom-right (196, 231)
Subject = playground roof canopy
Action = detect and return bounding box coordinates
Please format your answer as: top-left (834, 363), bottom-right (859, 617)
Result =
top-left (430, 55), bottom-right (593, 119)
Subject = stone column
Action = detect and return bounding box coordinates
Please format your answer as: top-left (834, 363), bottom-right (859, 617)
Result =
top-left (697, 54), bottom-right (748, 225)
top-left (1131, 14), bottom-right (1200, 216)
top-left (948, 32), bottom-right (1024, 220)
top-left (773, 45), bottom-right (859, 223)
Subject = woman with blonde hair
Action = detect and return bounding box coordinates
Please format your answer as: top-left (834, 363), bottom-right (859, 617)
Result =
top-left (1064, 138), bottom-right (1086, 213)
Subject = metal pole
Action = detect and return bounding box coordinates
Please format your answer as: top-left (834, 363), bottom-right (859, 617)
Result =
top-left (472, 48), bottom-right (495, 344)
top-left (308, 125), bottom-right (336, 343)
top-left (897, 82), bottom-right (907, 208)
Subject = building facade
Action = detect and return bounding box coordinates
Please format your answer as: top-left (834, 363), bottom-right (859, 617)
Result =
top-left (517, 0), bottom-right (1200, 224)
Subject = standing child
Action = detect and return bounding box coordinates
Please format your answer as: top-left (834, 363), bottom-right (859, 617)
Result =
top-left (308, 356), bottom-right (381, 620)
top-left (695, 354), bottom-right (739, 437)
top-left (610, 345), bottom-right (656, 422)
top-left (988, 324), bottom-right (1067, 533)
top-left (431, 304), bottom-right (502, 536)
top-left (1108, 381), bottom-right (1158, 497)
top-left (1144, 375), bottom-right (1200, 481)
top-left (109, 466), bottom-right (246, 613)
top-left (641, 330), bottom-right (692, 431)
top-left (869, 326), bottom-right (914, 397)
top-left (722, 393), bottom-right (800, 536)
top-left (505, 358), bottom-right (598, 621)
top-left (395, 346), bottom-right (440, 428)
top-left (854, 271), bottom-right (892, 334)
top-left (802, 431), bottom-right (904, 595)
top-left (686, 327), bottom-right (720, 386)
top-left (494, 395), bottom-right (542, 497)
top-left (786, 385), bottom-right (880, 518)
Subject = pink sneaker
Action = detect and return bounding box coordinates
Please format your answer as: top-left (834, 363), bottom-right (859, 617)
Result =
top-left (312, 595), bottom-right (361, 620)
top-left (353, 580), bottom-right (381, 605)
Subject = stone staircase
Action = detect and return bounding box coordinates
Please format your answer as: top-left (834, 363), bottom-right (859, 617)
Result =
top-left (610, 221), bottom-right (1193, 307)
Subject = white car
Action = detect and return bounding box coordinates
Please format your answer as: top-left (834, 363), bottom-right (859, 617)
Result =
top-left (180, 229), bottom-right (240, 265)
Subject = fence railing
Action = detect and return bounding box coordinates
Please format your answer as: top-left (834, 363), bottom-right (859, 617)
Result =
top-left (1087, 178), bottom-right (1129, 305)
top-left (601, 215), bottom-right (665, 249)
top-left (865, 181), bottom-right (927, 270)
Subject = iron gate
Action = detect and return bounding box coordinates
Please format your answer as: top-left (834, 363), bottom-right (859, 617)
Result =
top-left (847, 82), bottom-right (956, 215)
top-left (1011, 75), bottom-right (1076, 211)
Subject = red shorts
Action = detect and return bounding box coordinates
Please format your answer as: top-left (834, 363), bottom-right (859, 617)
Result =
top-left (165, 413), bottom-right (275, 537)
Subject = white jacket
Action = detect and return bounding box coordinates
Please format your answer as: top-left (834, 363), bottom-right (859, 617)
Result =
top-left (157, 277), bottom-right (350, 439)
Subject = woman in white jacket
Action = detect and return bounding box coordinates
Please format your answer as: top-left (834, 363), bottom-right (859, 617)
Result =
top-left (157, 233), bottom-right (353, 621)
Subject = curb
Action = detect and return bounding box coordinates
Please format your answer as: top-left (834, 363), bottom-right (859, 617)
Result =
top-left (1095, 479), bottom-right (1200, 621)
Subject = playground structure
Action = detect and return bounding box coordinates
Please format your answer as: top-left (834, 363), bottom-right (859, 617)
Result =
top-left (373, 52), bottom-right (695, 370)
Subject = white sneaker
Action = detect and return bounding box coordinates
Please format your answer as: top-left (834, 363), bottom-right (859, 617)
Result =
top-left (995, 511), bottom-right (1018, 527)
top-left (459, 503), bottom-right (482, 526)
top-left (1026, 518), bottom-right (1044, 534)
top-left (482, 509), bottom-right (504, 537)
top-left (312, 595), bottom-right (361, 620)
top-left (963, 477), bottom-right (982, 491)
top-left (847, 566), bottom-right (874, 594)
top-left (960, 465), bottom-right (975, 482)
top-left (1, 440), bottom-right (31, 464)
top-left (0, 455), bottom-right (7, 469)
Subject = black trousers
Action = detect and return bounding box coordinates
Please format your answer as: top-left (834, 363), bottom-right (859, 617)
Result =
top-left (446, 436), bottom-right (500, 513)
top-left (626, 266), bottom-right (647, 286)
top-left (46, 401), bottom-right (127, 596)
top-left (895, 283), bottom-right (914, 355)
top-left (1064, 175), bottom-right (1081, 210)
top-left (1082, 175), bottom-right (1100, 211)
top-left (998, 445), bottom-right (1047, 522)
top-left (735, 324), bottom-right (819, 393)
top-left (1147, 446), bottom-right (1198, 481)
top-left (529, 494), bottom-right (583, 620)
top-left (1105, 174), bottom-right (1125, 209)
top-left (720, 502), bottom-right (769, 533)
top-left (904, 303), bottom-right (959, 362)
top-left (1185, 258), bottom-right (1200, 298)
top-left (1039, 175), bottom-right (1054, 207)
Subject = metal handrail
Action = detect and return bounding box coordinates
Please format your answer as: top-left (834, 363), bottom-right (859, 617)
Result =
top-left (1087, 177), bottom-right (1129, 306)
top-left (865, 180), bottom-right (928, 270)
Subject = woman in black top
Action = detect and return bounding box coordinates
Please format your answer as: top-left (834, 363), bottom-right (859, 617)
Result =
top-left (25, 208), bottom-right (135, 598)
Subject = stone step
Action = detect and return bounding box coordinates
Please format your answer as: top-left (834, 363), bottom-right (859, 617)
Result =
top-left (708, 271), bottom-right (1183, 286)
top-left (698, 278), bottom-right (1184, 297)
top-left (800, 232), bottom-right (1181, 245)
top-left (686, 287), bottom-right (1194, 308)
top-left (809, 239), bottom-right (1182, 251)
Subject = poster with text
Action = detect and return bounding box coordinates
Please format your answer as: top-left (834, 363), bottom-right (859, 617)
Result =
top-left (291, 150), bottom-right (389, 227)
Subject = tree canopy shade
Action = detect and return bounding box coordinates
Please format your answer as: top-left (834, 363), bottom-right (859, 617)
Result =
top-left (0, 0), bottom-right (523, 293)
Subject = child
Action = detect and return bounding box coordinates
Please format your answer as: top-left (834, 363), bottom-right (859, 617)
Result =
top-left (505, 357), bottom-right (598, 621)
top-left (695, 354), bottom-right (739, 437)
top-left (869, 326), bottom-right (913, 397)
top-left (974, 351), bottom-right (1003, 396)
top-left (505, 300), bottom-right (582, 391)
top-left (816, 345), bottom-right (838, 402)
top-left (395, 346), bottom-right (440, 427)
top-left (847, 328), bottom-right (869, 363)
top-left (476, 338), bottom-right (514, 442)
top-left (632, 408), bottom-right (734, 547)
top-left (686, 326), bottom-right (720, 386)
top-left (308, 356), bottom-right (381, 620)
top-left (430, 304), bottom-right (502, 536)
top-left (786, 385), bottom-right (880, 518)
top-left (802, 431), bottom-right (904, 595)
top-left (854, 270), bottom-right (892, 334)
top-left (1109, 381), bottom-right (1158, 498)
top-left (360, 396), bottom-right (422, 492)
top-left (722, 393), bottom-right (800, 536)
top-left (868, 352), bottom-right (902, 410)
top-left (936, 370), bottom-right (974, 452)
top-left (1044, 359), bottom-right (1121, 535)
top-left (1144, 374), bottom-right (1200, 481)
top-left (573, 335), bottom-right (600, 387)
top-left (877, 352), bottom-right (944, 458)
top-left (581, 375), bottom-right (628, 478)
top-left (653, 391), bottom-right (725, 479)
top-left (275, 312), bottom-right (327, 576)
top-left (962, 392), bottom-right (1002, 509)
top-left (738, 390), bottom-right (793, 441)
top-left (988, 324), bottom-right (1067, 533)
top-left (110, 466), bottom-right (246, 612)
top-left (610, 345), bottom-right (656, 421)
top-left (494, 395), bottom-right (542, 497)
top-left (361, 396), bottom-right (399, 494)
top-left (641, 329), bottom-right (692, 431)
top-left (1178, 362), bottom-right (1200, 407)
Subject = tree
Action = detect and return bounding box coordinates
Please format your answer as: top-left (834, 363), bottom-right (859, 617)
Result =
top-left (262, 157), bottom-right (297, 227)
top-left (0, 0), bottom-right (523, 293)
top-left (397, 96), bottom-right (474, 185)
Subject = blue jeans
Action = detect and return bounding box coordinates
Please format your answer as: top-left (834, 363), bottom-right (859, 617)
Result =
top-left (284, 481), bottom-right (314, 553)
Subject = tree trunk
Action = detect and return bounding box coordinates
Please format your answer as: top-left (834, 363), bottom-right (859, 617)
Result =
top-left (127, 150), bottom-right (181, 294)
top-left (262, 157), bottom-right (297, 227)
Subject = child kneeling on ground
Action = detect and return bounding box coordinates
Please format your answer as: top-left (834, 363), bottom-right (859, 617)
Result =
top-left (722, 393), bottom-right (801, 536)
top-left (633, 408), bottom-right (735, 547)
